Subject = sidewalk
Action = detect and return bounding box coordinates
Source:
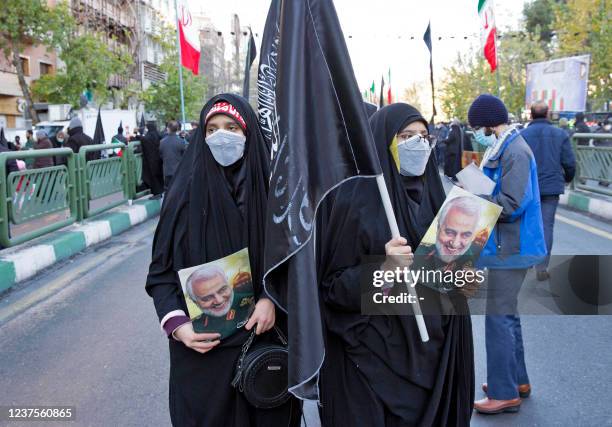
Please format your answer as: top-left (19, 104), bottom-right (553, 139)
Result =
top-left (559, 189), bottom-right (612, 221)
top-left (0, 198), bottom-right (161, 293)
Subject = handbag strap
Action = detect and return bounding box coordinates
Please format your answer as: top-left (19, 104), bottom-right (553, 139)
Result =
top-left (231, 326), bottom-right (287, 388)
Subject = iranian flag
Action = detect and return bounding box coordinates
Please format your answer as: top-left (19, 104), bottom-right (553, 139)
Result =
top-left (178, 2), bottom-right (200, 75)
top-left (387, 68), bottom-right (392, 104)
top-left (478, 0), bottom-right (497, 72)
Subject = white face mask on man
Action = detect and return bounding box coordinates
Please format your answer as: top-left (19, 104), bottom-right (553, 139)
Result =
top-left (205, 129), bottom-right (246, 166)
top-left (397, 134), bottom-right (432, 176)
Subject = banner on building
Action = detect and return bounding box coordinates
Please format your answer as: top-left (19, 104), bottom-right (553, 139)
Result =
top-left (525, 55), bottom-right (590, 112)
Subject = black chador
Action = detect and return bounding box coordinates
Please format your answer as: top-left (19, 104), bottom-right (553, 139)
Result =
top-left (146, 94), bottom-right (300, 427)
top-left (318, 104), bottom-right (475, 427)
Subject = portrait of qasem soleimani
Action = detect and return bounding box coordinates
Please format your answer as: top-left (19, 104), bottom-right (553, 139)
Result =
top-left (415, 187), bottom-right (502, 271)
top-left (178, 248), bottom-right (255, 338)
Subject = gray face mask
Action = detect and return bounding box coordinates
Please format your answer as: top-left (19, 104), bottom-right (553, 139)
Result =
top-left (397, 135), bottom-right (432, 176)
top-left (205, 129), bottom-right (246, 166)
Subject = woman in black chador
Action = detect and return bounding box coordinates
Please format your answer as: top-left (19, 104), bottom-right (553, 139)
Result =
top-left (140, 122), bottom-right (164, 197)
top-left (146, 94), bottom-right (300, 427)
top-left (318, 103), bottom-right (474, 427)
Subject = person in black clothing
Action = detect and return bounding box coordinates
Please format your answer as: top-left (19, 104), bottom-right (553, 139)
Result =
top-left (443, 118), bottom-right (464, 179)
top-left (159, 120), bottom-right (186, 191)
top-left (66, 117), bottom-right (100, 161)
top-left (13, 135), bottom-right (21, 151)
top-left (146, 94), bottom-right (300, 427)
top-left (318, 103), bottom-right (474, 427)
top-left (52, 130), bottom-right (68, 166)
top-left (0, 129), bottom-right (19, 176)
top-left (140, 122), bottom-right (164, 198)
top-left (573, 112), bottom-right (591, 146)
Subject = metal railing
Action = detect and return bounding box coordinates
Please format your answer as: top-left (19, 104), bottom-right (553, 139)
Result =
top-left (0, 142), bottom-right (149, 248)
top-left (125, 141), bottom-right (149, 200)
top-left (571, 133), bottom-right (612, 197)
top-left (76, 143), bottom-right (128, 219)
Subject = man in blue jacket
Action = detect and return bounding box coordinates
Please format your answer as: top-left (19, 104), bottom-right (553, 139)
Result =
top-left (468, 94), bottom-right (546, 415)
top-left (521, 101), bottom-right (576, 281)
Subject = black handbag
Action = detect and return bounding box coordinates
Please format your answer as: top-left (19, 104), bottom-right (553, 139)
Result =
top-left (231, 326), bottom-right (290, 409)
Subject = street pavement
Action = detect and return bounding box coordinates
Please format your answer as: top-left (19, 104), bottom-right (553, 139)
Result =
top-left (0, 204), bottom-right (611, 426)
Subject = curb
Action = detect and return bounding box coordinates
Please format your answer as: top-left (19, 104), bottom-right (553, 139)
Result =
top-left (0, 199), bottom-right (161, 293)
top-left (559, 190), bottom-right (612, 221)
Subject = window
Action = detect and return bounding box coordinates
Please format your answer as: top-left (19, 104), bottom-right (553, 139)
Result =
top-left (19, 56), bottom-right (30, 76)
top-left (39, 62), bottom-right (53, 76)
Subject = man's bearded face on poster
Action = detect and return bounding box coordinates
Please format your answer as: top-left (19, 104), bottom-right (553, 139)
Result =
top-left (189, 268), bottom-right (235, 317)
top-left (435, 197), bottom-right (481, 263)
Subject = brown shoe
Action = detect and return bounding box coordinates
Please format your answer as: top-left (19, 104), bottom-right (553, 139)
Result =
top-left (474, 397), bottom-right (521, 414)
top-left (482, 383), bottom-right (531, 398)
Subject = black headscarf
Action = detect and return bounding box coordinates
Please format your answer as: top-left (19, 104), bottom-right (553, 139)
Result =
top-left (363, 101), bottom-right (378, 118)
top-left (369, 103), bottom-right (446, 238)
top-left (146, 93), bottom-right (269, 322)
top-left (318, 103), bottom-right (473, 426)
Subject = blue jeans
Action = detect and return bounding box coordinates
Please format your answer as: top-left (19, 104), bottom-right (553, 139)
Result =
top-left (485, 268), bottom-right (530, 400)
top-left (537, 195), bottom-right (559, 272)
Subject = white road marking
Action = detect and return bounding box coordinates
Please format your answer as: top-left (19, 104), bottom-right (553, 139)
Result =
top-left (556, 214), bottom-right (612, 241)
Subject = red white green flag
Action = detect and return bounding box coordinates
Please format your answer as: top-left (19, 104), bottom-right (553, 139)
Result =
top-left (178, 2), bottom-right (201, 75)
top-left (478, 0), bottom-right (497, 72)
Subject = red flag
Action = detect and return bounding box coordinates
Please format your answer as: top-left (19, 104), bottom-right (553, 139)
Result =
top-left (387, 68), bottom-right (392, 104)
top-left (178, 3), bottom-right (200, 75)
top-left (478, 0), bottom-right (497, 72)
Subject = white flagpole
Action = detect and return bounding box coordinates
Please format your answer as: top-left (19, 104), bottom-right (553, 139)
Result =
top-left (376, 175), bottom-right (430, 342)
top-left (174, 0), bottom-right (187, 129)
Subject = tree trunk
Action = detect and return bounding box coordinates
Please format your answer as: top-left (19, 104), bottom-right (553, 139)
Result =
top-left (10, 41), bottom-right (39, 124)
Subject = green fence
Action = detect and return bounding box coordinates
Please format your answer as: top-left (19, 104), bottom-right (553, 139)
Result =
top-left (0, 142), bottom-right (149, 248)
top-left (76, 144), bottom-right (128, 219)
top-left (125, 141), bottom-right (149, 200)
top-left (571, 133), bottom-right (612, 197)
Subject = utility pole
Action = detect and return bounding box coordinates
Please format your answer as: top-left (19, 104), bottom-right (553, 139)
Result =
top-left (173, 0), bottom-right (186, 128)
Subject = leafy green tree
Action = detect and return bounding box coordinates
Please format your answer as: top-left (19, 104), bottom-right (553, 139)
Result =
top-left (0, 0), bottom-right (73, 122)
top-left (402, 83), bottom-right (425, 115)
top-left (141, 26), bottom-right (207, 124)
top-left (523, 0), bottom-right (555, 45)
top-left (32, 34), bottom-right (132, 108)
top-left (553, 0), bottom-right (611, 110)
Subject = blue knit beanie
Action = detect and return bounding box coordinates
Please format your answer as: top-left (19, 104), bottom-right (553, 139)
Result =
top-left (468, 94), bottom-right (508, 127)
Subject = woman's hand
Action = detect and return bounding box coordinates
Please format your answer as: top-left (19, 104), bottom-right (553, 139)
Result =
top-left (383, 237), bottom-right (414, 270)
top-left (245, 297), bottom-right (276, 335)
top-left (174, 323), bottom-right (221, 354)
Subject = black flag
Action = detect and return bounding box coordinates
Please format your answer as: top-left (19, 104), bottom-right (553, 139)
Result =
top-left (242, 28), bottom-right (258, 100)
top-left (0, 127), bottom-right (7, 147)
top-left (256, 0), bottom-right (281, 153)
top-left (93, 109), bottom-right (105, 145)
top-left (139, 113), bottom-right (145, 131)
top-left (261, 0), bottom-right (382, 401)
top-left (379, 75), bottom-right (385, 108)
top-left (423, 21), bottom-right (437, 122)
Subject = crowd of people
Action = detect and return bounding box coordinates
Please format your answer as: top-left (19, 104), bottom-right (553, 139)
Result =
top-left (139, 89), bottom-right (589, 426)
top-left (0, 117), bottom-right (203, 197)
top-left (0, 90), bottom-right (604, 425)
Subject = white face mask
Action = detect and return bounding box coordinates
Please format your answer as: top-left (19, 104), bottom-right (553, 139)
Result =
top-left (205, 129), bottom-right (246, 166)
top-left (397, 134), bottom-right (432, 176)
